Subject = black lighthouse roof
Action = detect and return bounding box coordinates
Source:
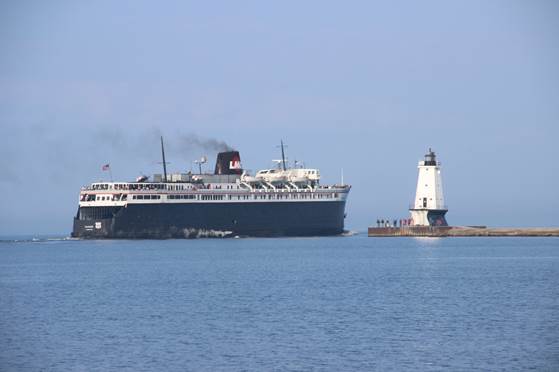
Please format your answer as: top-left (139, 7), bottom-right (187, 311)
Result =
top-left (424, 148), bottom-right (437, 166)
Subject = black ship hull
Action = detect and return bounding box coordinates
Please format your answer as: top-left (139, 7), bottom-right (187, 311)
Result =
top-left (72, 201), bottom-right (347, 239)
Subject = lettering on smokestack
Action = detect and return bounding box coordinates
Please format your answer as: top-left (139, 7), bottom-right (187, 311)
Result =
top-left (214, 151), bottom-right (242, 175)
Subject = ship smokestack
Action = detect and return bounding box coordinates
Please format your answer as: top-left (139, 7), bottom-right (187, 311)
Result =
top-left (214, 151), bottom-right (242, 175)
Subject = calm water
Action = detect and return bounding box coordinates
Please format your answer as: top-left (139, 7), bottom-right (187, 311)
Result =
top-left (1, 235), bottom-right (558, 371)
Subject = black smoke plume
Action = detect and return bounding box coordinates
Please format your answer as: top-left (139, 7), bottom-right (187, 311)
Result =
top-left (177, 133), bottom-right (234, 153)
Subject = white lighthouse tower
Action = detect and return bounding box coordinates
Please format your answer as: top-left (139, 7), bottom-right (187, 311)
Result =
top-left (409, 148), bottom-right (448, 226)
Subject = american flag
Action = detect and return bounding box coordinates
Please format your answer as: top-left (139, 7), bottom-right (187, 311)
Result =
top-left (102, 164), bottom-right (110, 171)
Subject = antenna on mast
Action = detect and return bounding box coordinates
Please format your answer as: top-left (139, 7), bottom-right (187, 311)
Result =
top-left (160, 136), bottom-right (168, 183)
top-left (194, 156), bottom-right (207, 175)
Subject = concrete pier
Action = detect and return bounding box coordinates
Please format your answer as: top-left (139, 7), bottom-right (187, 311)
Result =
top-left (368, 226), bottom-right (559, 237)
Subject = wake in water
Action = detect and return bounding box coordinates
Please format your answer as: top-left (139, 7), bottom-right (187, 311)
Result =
top-left (2, 230), bottom-right (358, 242)
top-left (341, 230), bottom-right (359, 237)
top-left (182, 228), bottom-right (234, 239)
top-left (0, 236), bottom-right (76, 243)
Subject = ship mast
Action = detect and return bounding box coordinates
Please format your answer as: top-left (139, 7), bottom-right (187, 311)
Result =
top-left (160, 136), bottom-right (168, 182)
top-left (280, 140), bottom-right (286, 171)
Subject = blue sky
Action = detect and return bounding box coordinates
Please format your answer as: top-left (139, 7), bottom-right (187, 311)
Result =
top-left (1, 0), bottom-right (558, 234)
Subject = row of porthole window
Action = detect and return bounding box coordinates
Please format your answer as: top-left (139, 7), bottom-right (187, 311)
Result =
top-left (201, 195), bottom-right (224, 200)
top-left (132, 195), bottom-right (161, 200)
top-left (168, 195), bottom-right (196, 200)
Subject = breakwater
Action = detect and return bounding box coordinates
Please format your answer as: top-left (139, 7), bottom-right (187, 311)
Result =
top-left (368, 226), bottom-right (559, 237)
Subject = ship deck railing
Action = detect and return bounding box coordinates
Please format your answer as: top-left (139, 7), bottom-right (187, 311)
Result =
top-left (82, 183), bottom-right (350, 193)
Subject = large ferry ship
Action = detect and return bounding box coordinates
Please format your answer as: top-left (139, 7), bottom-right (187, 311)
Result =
top-left (71, 139), bottom-right (351, 238)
